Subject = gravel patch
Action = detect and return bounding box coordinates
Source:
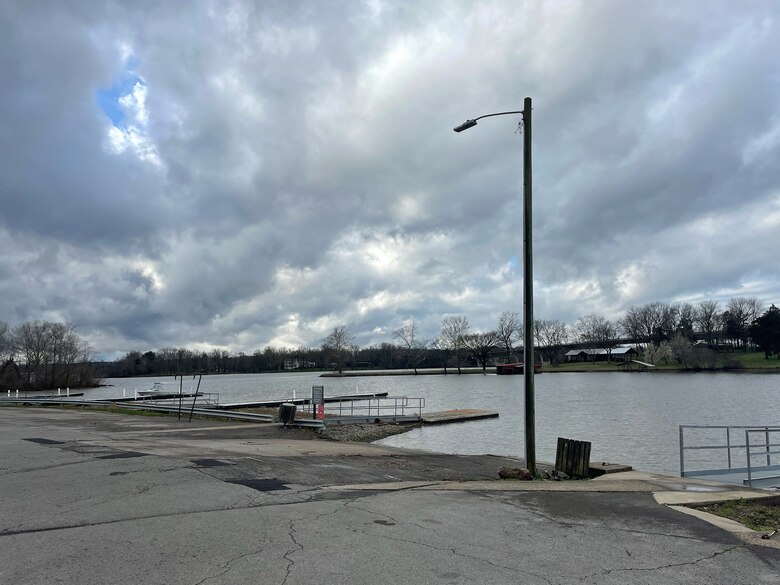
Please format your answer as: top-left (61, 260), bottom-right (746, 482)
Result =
top-left (318, 422), bottom-right (423, 443)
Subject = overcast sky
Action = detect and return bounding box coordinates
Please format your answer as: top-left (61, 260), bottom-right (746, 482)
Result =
top-left (2, 1), bottom-right (779, 358)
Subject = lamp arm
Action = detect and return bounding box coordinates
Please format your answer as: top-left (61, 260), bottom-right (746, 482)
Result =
top-left (472, 110), bottom-right (524, 121)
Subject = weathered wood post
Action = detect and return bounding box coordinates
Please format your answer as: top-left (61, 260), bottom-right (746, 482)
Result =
top-left (555, 437), bottom-right (592, 478)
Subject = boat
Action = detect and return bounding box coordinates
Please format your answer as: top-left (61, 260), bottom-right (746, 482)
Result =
top-left (137, 382), bottom-right (179, 397)
top-left (495, 362), bottom-right (543, 375)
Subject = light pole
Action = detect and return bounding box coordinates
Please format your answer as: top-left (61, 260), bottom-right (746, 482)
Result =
top-left (454, 97), bottom-right (535, 475)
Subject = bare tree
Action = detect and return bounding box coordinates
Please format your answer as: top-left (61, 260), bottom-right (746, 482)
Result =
top-left (0, 321), bottom-right (10, 363)
top-left (576, 314), bottom-right (619, 361)
top-left (440, 316), bottom-right (470, 374)
top-left (8, 320), bottom-right (95, 389)
top-left (496, 311), bottom-right (521, 363)
top-left (463, 331), bottom-right (498, 372)
top-left (393, 321), bottom-right (428, 375)
top-left (322, 325), bottom-right (355, 373)
top-left (695, 300), bottom-right (721, 347)
top-left (430, 337), bottom-right (452, 374)
top-left (745, 297), bottom-right (764, 324)
top-left (534, 319), bottom-right (569, 365)
top-left (620, 302), bottom-right (678, 344)
top-left (13, 321), bottom-right (51, 386)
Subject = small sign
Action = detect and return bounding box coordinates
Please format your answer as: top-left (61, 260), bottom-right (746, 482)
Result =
top-left (316, 404), bottom-right (325, 420)
top-left (311, 385), bottom-right (325, 405)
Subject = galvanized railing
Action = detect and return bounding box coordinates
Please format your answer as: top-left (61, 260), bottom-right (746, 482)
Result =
top-left (679, 424), bottom-right (780, 485)
top-left (324, 396), bottom-right (425, 421)
top-left (746, 428), bottom-right (780, 487)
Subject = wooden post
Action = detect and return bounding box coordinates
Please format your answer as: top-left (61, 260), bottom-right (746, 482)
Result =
top-left (555, 437), bottom-right (592, 478)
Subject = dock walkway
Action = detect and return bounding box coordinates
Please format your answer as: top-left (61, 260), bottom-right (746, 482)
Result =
top-left (422, 409), bottom-right (499, 424)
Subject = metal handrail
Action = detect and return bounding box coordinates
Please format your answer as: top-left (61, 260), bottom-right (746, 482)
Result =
top-left (679, 424), bottom-right (780, 478)
top-left (328, 396), bottom-right (425, 419)
top-left (746, 429), bottom-right (780, 487)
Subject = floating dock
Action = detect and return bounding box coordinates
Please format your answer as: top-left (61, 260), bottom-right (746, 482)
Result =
top-left (108, 392), bottom-right (201, 402)
top-left (215, 391), bottom-right (389, 410)
top-left (422, 409), bottom-right (499, 424)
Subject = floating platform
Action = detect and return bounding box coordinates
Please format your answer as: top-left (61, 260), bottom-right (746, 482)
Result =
top-left (1, 392), bottom-right (84, 400)
top-left (422, 409), bottom-right (499, 424)
top-left (215, 392), bottom-right (389, 410)
top-left (108, 392), bottom-right (201, 402)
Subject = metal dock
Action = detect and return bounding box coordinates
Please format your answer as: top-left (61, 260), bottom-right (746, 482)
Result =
top-left (215, 391), bottom-right (389, 410)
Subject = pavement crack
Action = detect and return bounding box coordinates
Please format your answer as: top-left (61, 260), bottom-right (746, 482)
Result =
top-left (0, 459), bottom-right (93, 476)
top-left (193, 546), bottom-right (265, 585)
top-left (349, 526), bottom-right (554, 584)
top-left (282, 520), bottom-right (303, 585)
top-left (580, 544), bottom-right (744, 580)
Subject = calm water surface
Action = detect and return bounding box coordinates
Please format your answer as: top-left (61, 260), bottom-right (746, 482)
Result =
top-left (88, 371), bottom-right (780, 476)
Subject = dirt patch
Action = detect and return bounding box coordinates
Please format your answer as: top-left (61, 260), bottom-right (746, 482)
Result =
top-left (688, 496), bottom-right (780, 531)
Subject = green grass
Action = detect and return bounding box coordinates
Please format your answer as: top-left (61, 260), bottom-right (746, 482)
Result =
top-left (690, 497), bottom-right (780, 531)
top-left (546, 351), bottom-right (780, 373)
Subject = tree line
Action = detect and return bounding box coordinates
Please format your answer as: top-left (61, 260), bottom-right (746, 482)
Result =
top-left (0, 320), bottom-right (97, 390)
top-left (99, 296), bottom-right (779, 378)
top-left (9, 296), bottom-right (778, 384)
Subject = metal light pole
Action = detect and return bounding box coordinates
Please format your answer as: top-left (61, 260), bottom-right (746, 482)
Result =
top-left (454, 97), bottom-right (536, 474)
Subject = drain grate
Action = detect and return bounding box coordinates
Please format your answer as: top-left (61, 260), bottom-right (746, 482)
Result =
top-left (226, 478), bottom-right (289, 492)
top-left (23, 438), bottom-right (65, 445)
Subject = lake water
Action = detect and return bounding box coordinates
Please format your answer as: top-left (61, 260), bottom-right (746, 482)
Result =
top-left (86, 371), bottom-right (780, 477)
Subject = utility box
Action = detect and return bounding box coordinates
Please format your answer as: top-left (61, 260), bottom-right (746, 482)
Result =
top-left (555, 437), bottom-right (591, 478)
top-left (278, 403), bottom-right (297, 425)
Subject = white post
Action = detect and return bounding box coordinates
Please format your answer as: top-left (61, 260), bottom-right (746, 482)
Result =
top-left (293, 389), bottom-right (296, 400)
top-left (66, 387), bottom-right (70, 397)
top-left (134, 389), bottom-right (138, 399)
top-left (123, 388), bottom-right (126, 398)
top-left (16, 389), bottom-right (19, 397)
top-left (58, 388), bottom-right (61, 396)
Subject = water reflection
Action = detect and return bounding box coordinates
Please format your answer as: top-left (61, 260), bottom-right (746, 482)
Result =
top-left (85, 371), bottom-right (779, 476)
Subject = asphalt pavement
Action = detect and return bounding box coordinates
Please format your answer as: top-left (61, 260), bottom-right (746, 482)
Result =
top-left (1, 406), bottom-right (778, 584)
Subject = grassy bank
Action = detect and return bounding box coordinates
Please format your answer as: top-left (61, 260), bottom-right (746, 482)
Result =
top-left (548, 351), bottom-right (780, 373)
top-left (322, 352), bottom-right (780, 377)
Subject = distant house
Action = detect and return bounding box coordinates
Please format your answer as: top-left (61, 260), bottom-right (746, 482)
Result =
top-left (565, 349), bottom-right (591, 362)
top-left (565, 347), bottom-right (639, 363)
top-left (610, 347), bottom-right (639, 361)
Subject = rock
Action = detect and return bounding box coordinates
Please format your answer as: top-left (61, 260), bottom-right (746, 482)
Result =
top-left (498, 467), bottom-right (533, 480)
top-left (549, 469), bottom-right (570, 481)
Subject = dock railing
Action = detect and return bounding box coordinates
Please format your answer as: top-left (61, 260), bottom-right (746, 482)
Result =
top-left (324, 396), bottom-right (425, 422)
top-left (679, 424), bottom-right (780, 485)
top-left (746, 428), bottom-right (780, 488)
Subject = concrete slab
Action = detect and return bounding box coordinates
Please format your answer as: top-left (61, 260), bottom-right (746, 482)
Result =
top-left (2, 406), bottom-right (780, 584)
top-left (589, 461), bottom-right (633, 476)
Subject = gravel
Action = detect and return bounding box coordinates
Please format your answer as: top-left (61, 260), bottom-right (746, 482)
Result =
top-left (317, 422), bottom-right (423, 443)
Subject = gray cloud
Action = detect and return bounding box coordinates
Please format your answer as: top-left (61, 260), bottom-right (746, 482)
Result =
top-left (1, 0), bottom-right (779, 357)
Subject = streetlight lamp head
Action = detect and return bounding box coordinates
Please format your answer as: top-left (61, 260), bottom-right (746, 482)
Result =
top-left (453, 119), bottom-right (478, 132)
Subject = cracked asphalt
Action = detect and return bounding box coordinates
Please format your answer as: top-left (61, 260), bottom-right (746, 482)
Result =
top-left (1, 407), bottom-right (779, 584)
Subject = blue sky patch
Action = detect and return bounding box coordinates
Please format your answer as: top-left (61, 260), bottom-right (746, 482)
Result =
top-left (96, 58), bottom-right (142, 127)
